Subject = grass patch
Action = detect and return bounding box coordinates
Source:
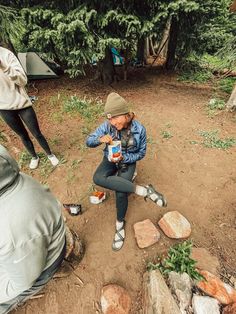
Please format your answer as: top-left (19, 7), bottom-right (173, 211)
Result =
top-left (147, 240), bottom-right (204, 281)
top-left (218, 77), bottom-right (236, 94)
top-left (177, 55), bottom-right (213, 83)
top-left (0, 131), bottom-right (6, 143)
top-left (63, 95), bottom-right (103, 122)
top-left (147, 136), bottom-right (157, 144)
top-left (199, 130), bottom-right (236, 150)
top-left (18, 151), bottom-right (67, 178)
top-left (161, 130), bottom-right (173, 139)
top-left (207, 98), bottom-right (225, 117)
top-left (208, 98), bottom-right (225, 110)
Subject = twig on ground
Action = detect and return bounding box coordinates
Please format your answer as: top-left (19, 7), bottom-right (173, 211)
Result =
top-left (30, 293), bottom-right (45, 300)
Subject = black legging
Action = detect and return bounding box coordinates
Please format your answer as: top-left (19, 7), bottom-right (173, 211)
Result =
top-left (93, 157), bottom-right (136, 221)
top-left (0, 106), bottom-right (51, 158)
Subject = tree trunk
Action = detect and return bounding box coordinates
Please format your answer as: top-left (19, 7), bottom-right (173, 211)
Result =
top-left (155, 19), bottom-right (171, 59)
top-left (97, 47), bottom-right (116, 84)
top-left (230, 0), bottom-right (236, 12)
top-left (136, 37), bottom-right (147, 65)
top-left (226, 84), bottom-right (236, 111)
top-left (165, 16), bottom-right (179, 70)
top-left (149, 37), bottom-right (156, 56)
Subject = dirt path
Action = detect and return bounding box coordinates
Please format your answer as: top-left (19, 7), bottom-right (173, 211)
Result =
top-left (1, 69), bottom-right (235, 314)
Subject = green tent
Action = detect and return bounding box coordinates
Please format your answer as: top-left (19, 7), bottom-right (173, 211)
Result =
top-left (17, 52), bottom-right (58, 80)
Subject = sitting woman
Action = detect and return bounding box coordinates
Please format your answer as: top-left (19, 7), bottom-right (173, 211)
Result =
top-left (86, 92), bottom-right (167, 251)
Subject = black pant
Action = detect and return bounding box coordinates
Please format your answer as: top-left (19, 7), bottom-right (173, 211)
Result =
top-left (93, 157), bottom-right (136, 221)
top-left (0, 107), bottom-right (51, 157)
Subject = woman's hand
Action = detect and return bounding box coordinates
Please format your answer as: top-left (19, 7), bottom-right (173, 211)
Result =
top-left (100, 135), bottom-right (113, 144)
top-left (110, 155), bottom-right (123, 163)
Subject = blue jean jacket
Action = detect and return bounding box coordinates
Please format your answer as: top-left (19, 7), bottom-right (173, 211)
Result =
top-left (86, 120), bottom-right (147, 164)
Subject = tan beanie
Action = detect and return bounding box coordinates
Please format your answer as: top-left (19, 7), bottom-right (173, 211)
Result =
top-left (104, 92), bottom-right (129, 118)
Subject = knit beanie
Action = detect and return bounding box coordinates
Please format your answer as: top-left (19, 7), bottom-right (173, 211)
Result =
top-left (104, 92), bottom-right (130, 118)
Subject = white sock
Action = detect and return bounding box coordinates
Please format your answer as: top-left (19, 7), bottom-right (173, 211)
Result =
top-left (116, 220), bottom-right (124, 230)
top-left (135, 185), bottom-right (147, 197)
top-left (115, 220), bottom-right (125, 238)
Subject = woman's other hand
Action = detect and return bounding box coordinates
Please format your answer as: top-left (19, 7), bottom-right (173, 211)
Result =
top-left (110, 155), bottom-right (123, 163)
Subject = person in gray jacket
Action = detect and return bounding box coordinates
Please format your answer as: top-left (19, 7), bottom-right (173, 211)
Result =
top-left (0, 145), bottom-right (66, 314)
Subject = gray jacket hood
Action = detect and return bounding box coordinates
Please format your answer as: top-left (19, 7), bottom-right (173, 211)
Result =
top-left (0, 145), bottom-right (19, 196)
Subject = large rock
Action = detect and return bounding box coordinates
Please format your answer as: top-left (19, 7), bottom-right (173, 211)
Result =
top-left (143, 270), bottom-right (181, 314)
top-left (192, 295), bottom-right (220, 314)
top-left (223, 303), bottom-right (236, 314)
top-left (190, 248), bottom-right (220, 276)
top-left (101, 284), bottom-right (131, 314)
top-left (158, 211), bottom-right (191, 239)
top-left (197, 270), bottom-right (236, 305)
top-left (133, 219), bottom-right (160, 248)
top-left (168, 271), bottom-right (192, 313)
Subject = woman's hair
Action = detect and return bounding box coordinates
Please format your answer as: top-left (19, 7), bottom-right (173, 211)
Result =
top-left (126, 112), bottom-right (135, 125)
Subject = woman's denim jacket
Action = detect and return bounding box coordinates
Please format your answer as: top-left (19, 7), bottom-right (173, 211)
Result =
top-left (86, 120), bottom-right (146, 164)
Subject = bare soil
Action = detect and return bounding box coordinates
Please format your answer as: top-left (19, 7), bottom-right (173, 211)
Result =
top-left (1, 68), bottom-right (236, 314)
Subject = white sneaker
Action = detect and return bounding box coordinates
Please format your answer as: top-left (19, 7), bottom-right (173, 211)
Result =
top-left (48, 154), bottom-right (59, 166)
top-left (29, 157), bottom-right (39, 169)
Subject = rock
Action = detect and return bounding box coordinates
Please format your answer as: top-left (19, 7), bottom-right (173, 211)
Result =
top-left (158, 211), bottom-right (191, 239)
top-left (197, 270), bottom-right (236, 305)
top-left (143, 270), bottom-right (181, 314)
top-left (101, 284), bottom-right (131, 314)
top-left (190, 248), bottom-right (220, 276)
top-left (168, 271), bottom-right (192, 312)
top-left (133, 219), bottom-right (160, 248)
top-left (192, 295), bottom-right (220, 314)
top-left (223, 303), bottom-right (236, 314)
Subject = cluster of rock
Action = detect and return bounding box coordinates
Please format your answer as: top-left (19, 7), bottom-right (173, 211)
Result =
top-left (100, 211), bottom-right (236, 313)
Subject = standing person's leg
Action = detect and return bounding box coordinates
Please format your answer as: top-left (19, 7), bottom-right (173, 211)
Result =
top-left (0, 110), bottom-right (38, 163)
top-left (19, 107), bottom-right (59, 166)
top-left (112, 163), bottom-right (136, 251)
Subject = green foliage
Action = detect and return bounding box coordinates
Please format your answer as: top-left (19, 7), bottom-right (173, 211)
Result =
top-left (0, 5), bottom-right (24, 46)
top-left (63, 95), bottom-right (103, 122)
top-left (3, 0), bottom-right (235, 77)
top-left (199, 130), bottom-right (236, 149)
top-left (218, 77), bottom-right (236, 94)
top-left (178, 55), bottom-right (213, 83)
top-left (18, 150), bottom-right (31, 169)
top-left (147, 240), bottom-right (204, 281)
top-left (208, 98), bottom-right (225, 110)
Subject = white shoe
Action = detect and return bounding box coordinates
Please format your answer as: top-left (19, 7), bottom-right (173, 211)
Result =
top-left (29, 157), bottom-right (39, 169)
top-left (48, 154), bottom-right (59, 166)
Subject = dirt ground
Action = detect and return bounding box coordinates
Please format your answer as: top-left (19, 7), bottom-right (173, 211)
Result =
top-left (1, 67), bottom-right (236, 314)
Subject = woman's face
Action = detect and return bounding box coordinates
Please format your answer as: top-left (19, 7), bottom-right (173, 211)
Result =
top-left (109, 114), bottom-right (128, 130)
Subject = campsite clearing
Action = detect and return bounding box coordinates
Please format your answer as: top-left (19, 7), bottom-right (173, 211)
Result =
top-left (2, 68), bottom-right (235, 313)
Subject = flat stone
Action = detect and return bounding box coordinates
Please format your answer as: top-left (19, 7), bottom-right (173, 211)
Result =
top-left (168, 271), bottom-right (192, 312)
top-left (223, 303), bottom-right (236, 314)
top-left (192, 295), bottom-right (220, 314)
top-left (133, 219), bottom-right (160, 248)
top-left (101, 284), bottom-right (131, 314)
top-left (191, 248), bottom-right (220, 276)
top-left (143, 270), bottom-right (181, 314)
top-left (197, 270), bottom-right (236, 305)
top-left (158, 211), bottom-right (191, 239)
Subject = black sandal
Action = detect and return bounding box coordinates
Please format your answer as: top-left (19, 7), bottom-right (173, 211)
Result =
top-left (145, 184), bottom-right (167, 207)
top-left (112, 221), bottom-right (125, 251)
